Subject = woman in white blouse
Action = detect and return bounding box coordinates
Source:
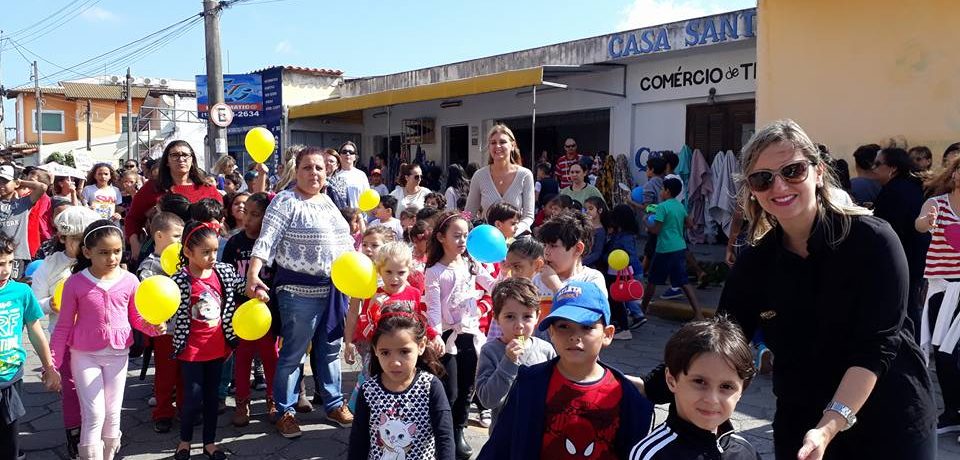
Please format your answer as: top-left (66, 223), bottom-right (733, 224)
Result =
top-left (389, 163), bottom-right (432, 214)
top-left (465, 124), bottom-right (536, 234)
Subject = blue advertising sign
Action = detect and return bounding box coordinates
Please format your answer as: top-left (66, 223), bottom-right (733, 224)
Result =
top-left (196, 74), bottom-right (263, 121)
top-left (606, 8), bottom-right (756, 60)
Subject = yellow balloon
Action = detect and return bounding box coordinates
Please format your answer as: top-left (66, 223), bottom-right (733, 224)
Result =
top-left (233, 299), bottom-right (272, 341)
top-left (244, 127), bottom-right (276, 164)
top-left (52, 279), bottom-right (65, 313)
top-left (160, 242), bottom-right (182, 276)
top-left (608, 249), bottom-right (630, 271)
top-left (331, 252), bottom-right (377, 299)
top-left (135, 276), bottom-right (181, 325)
top-left (358, 189), bottom-right (381, 212)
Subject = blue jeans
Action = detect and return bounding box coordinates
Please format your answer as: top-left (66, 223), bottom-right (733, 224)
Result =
top-left (273, 290), bottom-right (343, 415)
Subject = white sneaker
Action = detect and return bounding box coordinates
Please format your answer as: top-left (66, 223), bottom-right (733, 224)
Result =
top-left (613, 330), bottom-right (633, 340)
top-left (147, 396), bottom-right (157, 407)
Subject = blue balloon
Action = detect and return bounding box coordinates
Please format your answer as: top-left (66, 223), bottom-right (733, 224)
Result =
top-left (646, 214), bottom-right (656, 227)
top-left (631, 186), bottom-right (644, 203)
top-left (466, 224), bottom-right (508, 263)
top-left (24, 260), bottom-right (43, 277)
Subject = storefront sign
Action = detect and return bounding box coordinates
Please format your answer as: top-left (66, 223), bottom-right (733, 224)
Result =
top-left (607, 9), bottom-right (757, 60)
top-left (639, 62), bottom-right (756, 91)
top-left (196, 74), bottom-right (264, 122)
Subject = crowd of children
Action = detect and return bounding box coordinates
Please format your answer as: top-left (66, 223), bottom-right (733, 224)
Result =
top-left (0, 150), bottom-right (769, 460)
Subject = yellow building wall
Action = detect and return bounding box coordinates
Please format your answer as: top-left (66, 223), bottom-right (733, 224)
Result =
top-left (757, 0), bottom-right (960, 162)
top-left (20, 93), bottom-right (78, 144)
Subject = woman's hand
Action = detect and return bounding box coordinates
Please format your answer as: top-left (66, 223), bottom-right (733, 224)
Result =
top-left (923, 207), bottom-right (938, 229)
top-left (246, 274), bottom-right (270, 302)
top-left (154, 323), bottom-right (167, 335)
top-left (797, 427), bottom-right (833, 460)
top-left (725, 244), bottom-right (737, 267)
top-left (431, 336), bottom-right (445, 355)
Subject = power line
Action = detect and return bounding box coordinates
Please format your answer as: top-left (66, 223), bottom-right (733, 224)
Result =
top-left (2, 0), bottom-right (83, 40)
top-left (13, 0), bottom-right (103, 47)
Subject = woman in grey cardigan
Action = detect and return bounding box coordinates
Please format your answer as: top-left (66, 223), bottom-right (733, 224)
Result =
top-left (465, 124), bottom-right (536, 234)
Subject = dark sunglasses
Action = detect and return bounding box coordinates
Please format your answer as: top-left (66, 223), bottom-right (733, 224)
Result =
top-left (409, 174), bottom-right (422, 179)
top-left (746, 161), bottom-right (812, 192)
top-left (341, 150), bottom-right (356, 156)
top-left (564, 144), bottom-right (576, 148)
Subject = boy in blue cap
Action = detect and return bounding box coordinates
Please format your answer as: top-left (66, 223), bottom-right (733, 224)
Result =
top-left (478, 281), bottom-right (654, 460)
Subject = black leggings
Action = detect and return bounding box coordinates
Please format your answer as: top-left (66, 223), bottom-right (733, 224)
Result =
top-left (927, 291), bottom-right (960, 415)
top-left (179, 359), bottom-right (224, 445)
top-left (440, 332), bottom-right (477, 428)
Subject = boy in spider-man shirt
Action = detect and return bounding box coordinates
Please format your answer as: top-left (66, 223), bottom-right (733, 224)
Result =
top-left (478, 281), bottom-right (654, 460)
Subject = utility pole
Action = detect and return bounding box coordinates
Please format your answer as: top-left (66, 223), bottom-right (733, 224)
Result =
top-left (125, 67), bottom-right (133, 161)
top-left (86, 99), bottom-right (92, 151)
top-left (1, 30), bottom-right (5, 131)
top-left (203, 0), bottom-right (226, 166)
top-left (33, 61), bottom-right (42, 149)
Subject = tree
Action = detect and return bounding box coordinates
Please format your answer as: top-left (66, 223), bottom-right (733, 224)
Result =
top-left (45, 151), bottom-right (76, 168)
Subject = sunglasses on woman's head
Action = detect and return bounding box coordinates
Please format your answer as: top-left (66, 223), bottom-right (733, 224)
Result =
top-left (746, 160), bottom-right (812, 192)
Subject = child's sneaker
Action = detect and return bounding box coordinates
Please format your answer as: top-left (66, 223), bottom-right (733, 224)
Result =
top-left (660, 287), bottom-right (684, 300)
top-left (755, 344), bottom-right (774, 375)
top-left (628, 315), bottom-right (648, 330)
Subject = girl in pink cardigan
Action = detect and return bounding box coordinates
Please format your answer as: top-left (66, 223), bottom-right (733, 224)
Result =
top-left (50, 221), bottom-right (160, 460)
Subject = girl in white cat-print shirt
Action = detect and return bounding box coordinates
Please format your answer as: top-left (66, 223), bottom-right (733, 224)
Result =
top-left (347, 309), bottom-right (454, 460)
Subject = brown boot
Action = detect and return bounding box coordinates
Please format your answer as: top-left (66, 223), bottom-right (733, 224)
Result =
top-left (275, 412), bottom-right (302, 439)
top-left (265, 397), bottom-right (279, 423)
top-left (326, 404), bottom-right (354, 428)
top-left (232, 398), bottom-right (251, 427)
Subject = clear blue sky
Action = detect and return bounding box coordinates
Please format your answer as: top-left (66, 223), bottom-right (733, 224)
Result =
top-left (1, 0), bottom-right (754, 138)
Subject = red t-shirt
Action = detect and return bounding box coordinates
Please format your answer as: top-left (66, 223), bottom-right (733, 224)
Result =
top-left (26, 193), bottom-right (50, 257)
top-left (354, 284), bottom-right (435, 343)
top-left (541, 367), bottom-right (622, 460)
top-left (124, 179), bottom-right (222, 241)
top-left (179, 272), bottom-right (230, 362)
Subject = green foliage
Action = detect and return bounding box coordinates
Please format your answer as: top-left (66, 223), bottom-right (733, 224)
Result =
top-left (44, 151), bottom-right (76, 168)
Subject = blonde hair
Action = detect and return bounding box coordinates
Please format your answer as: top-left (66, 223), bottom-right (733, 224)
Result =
top-left (924, 156), bottom-right (960, 197)
top-left (213, 155), bottom-right (236, 175)
top-left (738, 119), bottom-right (870, 248)
top-left (273, 144), bottom-right (304, 193)
top-left (487, 123), bottom-right (522, 166)
top-left (373, 241), bottom-right (413, 270)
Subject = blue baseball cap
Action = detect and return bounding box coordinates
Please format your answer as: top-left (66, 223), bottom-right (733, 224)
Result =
top-left (538, 281), bottom-right (611, 331)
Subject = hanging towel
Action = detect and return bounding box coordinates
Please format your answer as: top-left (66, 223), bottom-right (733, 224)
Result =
top-left (686, 149), bottom-right (713, 244)
top-left (708, 150), bottom-right (739, 238)
top-left (676, 145), bottom-right (693, 205)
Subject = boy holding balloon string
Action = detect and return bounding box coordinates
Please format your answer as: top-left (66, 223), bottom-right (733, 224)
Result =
top-left (221, 192), bottom-right (281, 428)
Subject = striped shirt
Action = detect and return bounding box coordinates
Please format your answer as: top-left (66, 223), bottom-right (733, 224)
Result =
top-left (925, 194), bottom-right (960, 278)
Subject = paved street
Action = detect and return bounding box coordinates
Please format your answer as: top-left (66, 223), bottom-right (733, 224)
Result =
top-left (15, 311), bottom-right (960, 459)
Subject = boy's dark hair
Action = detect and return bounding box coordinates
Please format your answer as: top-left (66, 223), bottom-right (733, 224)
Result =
top-left (424, 191), bottom-right (447, 210)
top-left (189, 198), bottom-right (224, 223)
top-left (603, 204), bottom-right (640, 235)
top-left (245, 192), bottom-right (271, 214)
top-left (151, 212), bottom-right (185, 235)
top-left (369, 308), bottom-right (444, 378)
top-left (400, 206), bottom-right (419, 220)
top-left (486, 202), bottom-right (521, 226)
top-left (158, 193), bottom-right (191, 222)
top-left (363, 225), bottom-right (398, 243)
top-left (536, 163), bottom-right (553, 175)
top-left (662, 151), bottom-right (679, 171)
top-left (223, 192), bottom-right (250, 229)
top-left (223, 172), bottom-right (242, 188)
top-left (663, 177), bottom-right (682, 198)
top-left (909, 145), bottom-right (933, 161)
top-left (73, 220), bottom-right (123, 274)
top-left (536, 210), bottom-right (592, 255)
top-left (647, 157), bottom-right (667, 175)
top-left (416, 206), bottom-right (441, 223)
top-left (0, 234), bottom-right (16, 256)
top-left (546, 194), bottom-right (575, 210)
top-left (492, 277), bottom-right (540, 318)
top-left (507, 236), bottom-right (544, 260)
top-left (664, 315), bottom-right (756, 389)
top-left (852, 144), bottom-right (881, 170)
top-left (378, 195), bottom-right (398, 217)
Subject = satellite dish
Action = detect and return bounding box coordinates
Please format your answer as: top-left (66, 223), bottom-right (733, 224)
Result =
top-left (143, 78), bottom-right (152, 85)
top-left (110, 76), bottom-right (119, 83)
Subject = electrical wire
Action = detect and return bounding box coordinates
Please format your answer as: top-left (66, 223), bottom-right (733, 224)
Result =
top-left (14, 0), bottom-right (104, 47)
top-left (1, 0), bottom-right (83, 40)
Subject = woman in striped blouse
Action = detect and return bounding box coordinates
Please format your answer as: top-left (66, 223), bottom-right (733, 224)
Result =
top-left (465, 124), bottom-right (536, 235)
